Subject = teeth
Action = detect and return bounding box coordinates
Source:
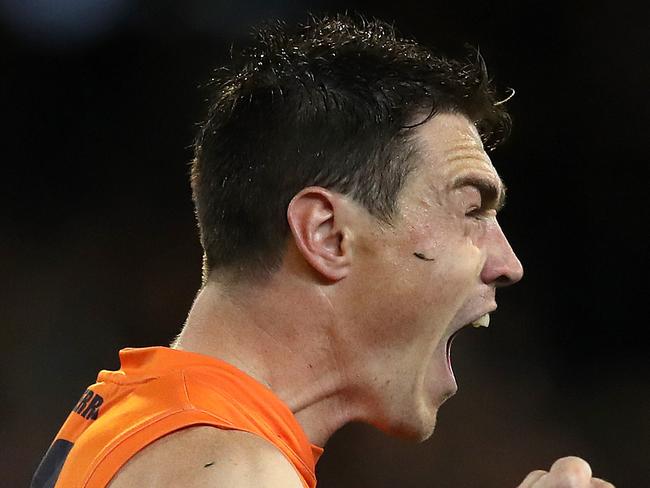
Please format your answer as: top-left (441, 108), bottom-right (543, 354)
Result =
top-left (471, 314), bottom-right (490, 328)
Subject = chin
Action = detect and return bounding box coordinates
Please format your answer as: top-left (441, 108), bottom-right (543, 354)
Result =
top-left (377, 403), bottom-right (439, 443)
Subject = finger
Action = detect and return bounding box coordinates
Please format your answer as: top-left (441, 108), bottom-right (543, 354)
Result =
top-left (592, 477), bottom-right (615, 488)
top-left (516, 470), bottom-right (547, 488)
top-left (548, 456), bottom-right (593, 484)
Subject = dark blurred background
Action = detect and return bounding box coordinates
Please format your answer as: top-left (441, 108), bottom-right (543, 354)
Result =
top-left (2, 0), bottom-right (648, 486)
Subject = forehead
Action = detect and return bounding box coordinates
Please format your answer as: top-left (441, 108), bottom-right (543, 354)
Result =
top-left (409, 112), bottom-right (503, 192)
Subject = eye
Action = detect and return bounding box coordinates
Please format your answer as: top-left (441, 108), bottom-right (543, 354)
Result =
top-left (465, 206), bottom-right (485, 220)
top-left (466, 205), bottom-right (498, 224)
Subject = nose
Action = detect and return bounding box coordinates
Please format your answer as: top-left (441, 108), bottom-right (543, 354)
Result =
top-left (480, 221), bottom-right (524, 287)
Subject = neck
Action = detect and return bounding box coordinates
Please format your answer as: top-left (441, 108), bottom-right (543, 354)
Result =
top-left (172, 272), bottom-right (363, 447)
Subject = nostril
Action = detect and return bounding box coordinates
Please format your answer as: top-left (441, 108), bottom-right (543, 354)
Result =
top-left (497, 260), bottom-right (524, 287)
top-left (495, 274), bottom-right (515, 287)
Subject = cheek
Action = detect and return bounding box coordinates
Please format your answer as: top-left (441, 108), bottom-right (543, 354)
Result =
top-left (352, 217), bottom-right (483, 347)
top-left (418, 232), bottom-right (484, 310)
top-left (348, 257), bottom-right (435, 349)
top-left (427, 252), bottom-right (480, 311)
top-left (407, 211), bottom-right (469, 252)
top-left (385, 245), bottom-right (479, 334)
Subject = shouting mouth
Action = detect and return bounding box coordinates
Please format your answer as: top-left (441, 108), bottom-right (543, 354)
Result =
top-left (446, 313), bottom-right (490, 373)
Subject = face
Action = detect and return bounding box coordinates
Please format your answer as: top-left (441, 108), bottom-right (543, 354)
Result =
top-left (342, 112), bottom-right (523, 440)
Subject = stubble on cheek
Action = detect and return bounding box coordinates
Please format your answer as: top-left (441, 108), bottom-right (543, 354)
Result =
top-left (414, 233), bottom-right (483, 335)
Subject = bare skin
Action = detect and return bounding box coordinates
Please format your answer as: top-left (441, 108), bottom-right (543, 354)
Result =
top-left (108, 427), bottom-right (304, 487)
top-left (517, 457), bottom-right (615, 488)
top-left (108, 113), bottom-right (613, 487)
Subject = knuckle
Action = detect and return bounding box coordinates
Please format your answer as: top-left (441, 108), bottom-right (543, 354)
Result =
top-left (553, 455), bottom-right (589, 467)
top-left (551, 456), bottom-right (592, 480)
top-left (516, 470), bottom-right (547, 488)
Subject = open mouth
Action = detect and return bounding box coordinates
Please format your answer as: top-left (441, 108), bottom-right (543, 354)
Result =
top-left (446, 314), bottom-right (490, 372)
top-left (446, 329), bottom-right (461, 371)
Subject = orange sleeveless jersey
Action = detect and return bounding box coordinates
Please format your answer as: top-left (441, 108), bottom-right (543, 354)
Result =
top-left (32, 347), bottom-right (323, 488)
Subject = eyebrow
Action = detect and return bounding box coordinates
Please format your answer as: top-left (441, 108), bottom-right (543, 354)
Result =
top-left (451, 175), bottom-right (507, 212)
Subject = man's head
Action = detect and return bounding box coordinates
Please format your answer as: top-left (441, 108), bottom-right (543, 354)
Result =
top-left (190, 15), bottom-right (522, 441)
top-left (298, 112), bottom-right (524, 440)
top-left (191, 14), bottom-right (511, 283)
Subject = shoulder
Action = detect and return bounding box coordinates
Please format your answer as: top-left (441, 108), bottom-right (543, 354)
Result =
top-left (108, 425), bottom-right (304, 487)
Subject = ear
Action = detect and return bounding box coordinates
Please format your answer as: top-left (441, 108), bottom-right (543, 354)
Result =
top-left (287, 187), bottom-right (352, 282)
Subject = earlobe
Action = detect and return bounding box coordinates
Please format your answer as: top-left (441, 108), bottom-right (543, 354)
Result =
top-left (287, 187), bottom-right (351, 282)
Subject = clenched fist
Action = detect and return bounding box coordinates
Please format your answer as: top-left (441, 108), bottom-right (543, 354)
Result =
top-left (517, 457), bottom-right (614, 487)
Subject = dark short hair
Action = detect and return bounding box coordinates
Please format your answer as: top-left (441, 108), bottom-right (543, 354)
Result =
top-left (191, 14), bottom-right (511, 283)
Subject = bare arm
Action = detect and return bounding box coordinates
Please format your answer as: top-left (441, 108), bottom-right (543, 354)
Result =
top-left (108, 426), bottom-right (304, 487)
